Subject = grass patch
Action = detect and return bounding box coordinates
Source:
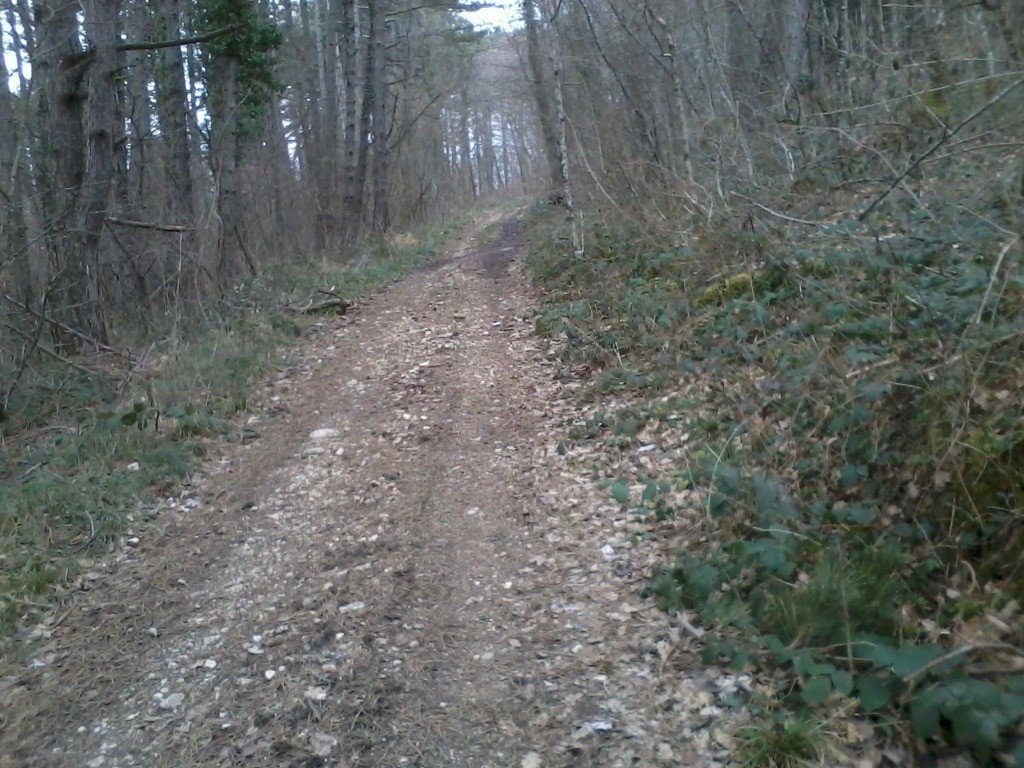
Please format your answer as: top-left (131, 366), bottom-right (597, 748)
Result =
top-left (736, 713), bottom-right (828, 768)
top-left (0, 215), bottom-right (464, 640)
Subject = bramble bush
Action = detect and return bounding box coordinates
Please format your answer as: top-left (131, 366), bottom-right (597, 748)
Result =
top-left (526, 167), bottom-right (1024, 764)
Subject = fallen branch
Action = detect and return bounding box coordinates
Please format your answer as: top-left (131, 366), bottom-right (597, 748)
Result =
top-left (288, 289), bottom-right (352, 316)
top-left (299, 299), bottom-right (351, 315)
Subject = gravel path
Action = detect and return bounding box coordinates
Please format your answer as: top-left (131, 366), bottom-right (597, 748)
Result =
top-left (1, 213), bottom-right (736, 768)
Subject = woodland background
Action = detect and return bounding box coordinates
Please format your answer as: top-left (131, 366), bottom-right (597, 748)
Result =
top-left (2, 0), bottom-right (1023, 764)
top-left (0, 0), bottom-right (1020, 348)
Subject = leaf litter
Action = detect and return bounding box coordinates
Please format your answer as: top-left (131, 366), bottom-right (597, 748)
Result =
top-left (0, 213), bottom-right (742, 767)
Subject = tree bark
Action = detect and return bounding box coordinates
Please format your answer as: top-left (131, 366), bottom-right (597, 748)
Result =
top-left (155, 0), bottom-right (195, 223)
top-left (34, 0), bottom-right (117, 348)
top-left (211, 54), bottom-right (245, 287)
top-left (341, 0), bottom-right (366, 235)
top-left (0, 43), bottom-right (26, 282)
top-left (312, 0), bottom-right (341, 244)
top-left (522, 0), bottom-right (562, 191)
top-left (368, 0), bottom-right (390, 233)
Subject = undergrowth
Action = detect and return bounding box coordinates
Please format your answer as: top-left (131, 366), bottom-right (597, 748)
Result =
top-left (526, 180), bottom-right (1024, 765)
top-left (0, 220), bottom-right (460, 639)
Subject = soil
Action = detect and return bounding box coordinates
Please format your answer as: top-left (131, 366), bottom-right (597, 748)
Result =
top-left (0, 212), bottom-right (737, 768)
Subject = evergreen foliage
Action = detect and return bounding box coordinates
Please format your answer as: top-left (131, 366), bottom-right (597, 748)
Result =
top-left (190, 0), bottom-right (283, 122)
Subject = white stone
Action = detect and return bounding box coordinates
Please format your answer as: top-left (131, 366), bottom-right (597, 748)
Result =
top-left (159, 693), bottom-right (184, 709)
top-left (309, 428), bottom-right (341, 440)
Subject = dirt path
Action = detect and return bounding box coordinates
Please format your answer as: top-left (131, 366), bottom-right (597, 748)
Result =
top-left (1, 214), bottom-right (735, 768)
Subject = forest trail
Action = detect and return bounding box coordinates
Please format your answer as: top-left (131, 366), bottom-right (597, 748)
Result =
top-left (2, 213), bottom-right (732, 768)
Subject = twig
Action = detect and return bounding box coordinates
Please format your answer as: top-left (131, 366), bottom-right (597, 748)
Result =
top-left (902, 642), bottom-right (1024, 690)
top-left (17, 460), bottom-right (46, 481)
top-left (679, 613), bottom-right (705, 638)
top-left (86, 509), bottom-right (96, 542)
top-left (105, 217), bottom-right (191, 232)
top-left (843, 355), bottom-right (899, 381)
top-left (749, 526), bottom-right (815, 541)
top-left (3, 294), bottom-right (134, 359)
top-left (859, 75), bottom-right (1024, 220)
top-left (2, 310), bottom-right (46, 413)
top-left (729, 192), bottom-right (830, 226)
top-left (2, 323), bottom-right (96, 376)
top-left (972, 236), bottom-right (1020, 325)
top-left (116, 24), bottom-right (239, 52)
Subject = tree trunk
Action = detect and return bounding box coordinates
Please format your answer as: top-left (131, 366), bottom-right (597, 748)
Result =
top-left (459, 93), bottom-right (477, 197)
top-left (212, 54), bottom-right (245, 287)
top-left (0, 43), bottom-right (27, 290)
top-left (549, 49), bottom-right (581, 256)
top-left (122, 1), bottom-right (151, 206)
top-left (478, 107), bottom-right (496, 195)
top-left (34, 0), bottom-right (116, 348)
top-left (522, 0), bottom-right (562, 191)
top-left (368, 0), bottom-right (389, 233)
top-left (341, 0), bottom-right (366, 235)
top-left (313, 0), bottom-right (342, 244)
top-left (155, 0), bottom-right (195, 223)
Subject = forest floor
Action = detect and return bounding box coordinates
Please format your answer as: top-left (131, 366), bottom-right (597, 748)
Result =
top-left (1, 212), bottom-right (739, 767)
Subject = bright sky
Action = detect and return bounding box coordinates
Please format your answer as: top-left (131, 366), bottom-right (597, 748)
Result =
top-left (461, 1), bottom-right (522, 31)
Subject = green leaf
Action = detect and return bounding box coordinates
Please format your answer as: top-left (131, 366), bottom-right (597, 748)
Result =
top-left (684, 562), bottom-right (723, 602)
top-left (856, 674), bottom-right (893, 712)
top-left (701, 642), bottom-right (721, 665)
top-left (1007, 675), bottom-right (1024, 694)
top-left (831, 669), bottom-right (855, 697)
top-left (642, 481), bottom-right (659, 503)
top-left (1009, 738), bottom-right (1024, 768)
top-left (792, 651), bottom-right (828, 677)
top-left (731, 652), bottom-right (751, 671)
top-left (889, 645), bottom-right (946, 678)
top-left (952, 712), bottom-right (999, 752)
top-left (846, 505), bottom-right (877, 525)
top-left (615, 418), bottom-right (640, 437)
top-left (840, 464), bottom-right (861, 489)
top-left (611, 482), bottom-right (631, 505)
top-left (708, 492), bottom-right (733, 518)
top-left (742, 539), bottom-right (795, 578)
top-left (856, 640), bottom-right (945, 678)
top-left (910, 698), bottom-right (941, 740)
top-left (753, 477), bottom-right (794, 523)
top-left (802, 675), bottom-right (833, 706)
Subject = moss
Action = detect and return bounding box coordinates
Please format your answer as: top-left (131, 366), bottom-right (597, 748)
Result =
top-left (695, 272), bottom-right (756, 309)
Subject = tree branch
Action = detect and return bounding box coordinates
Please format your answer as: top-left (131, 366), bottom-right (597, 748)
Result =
top-left (859, 74), bottom-right (1024, 221)
top-left (3, 294), bottom-right (133, 359)
top-left (116, 25), bottom-right (239, 53)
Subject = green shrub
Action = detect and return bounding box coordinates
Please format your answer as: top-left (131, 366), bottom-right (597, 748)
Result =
top-left (526, 183), bottom-right (1024, 764)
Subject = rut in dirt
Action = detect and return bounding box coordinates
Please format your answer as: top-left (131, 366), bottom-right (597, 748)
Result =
top-left (2, 215), bottom-right (735, 768)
